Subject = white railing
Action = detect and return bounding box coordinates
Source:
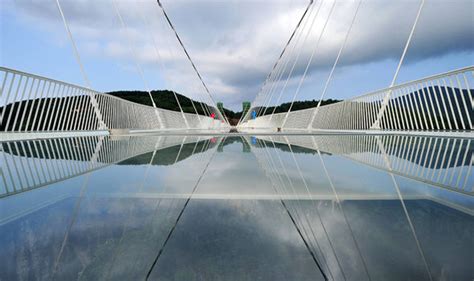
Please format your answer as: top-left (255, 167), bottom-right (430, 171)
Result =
top-left (0, 67), bottom-right (226, 133)
top-left (240, 66), bottom-right (473, 131)
top-left (0, 67), bottom-right (106, 132)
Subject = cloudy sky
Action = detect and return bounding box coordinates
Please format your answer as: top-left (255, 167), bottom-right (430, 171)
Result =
top-left (1, 0), bottom-right (473, 111)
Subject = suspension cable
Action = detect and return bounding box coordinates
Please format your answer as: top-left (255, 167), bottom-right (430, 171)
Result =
top-left (308, 0), bottom-right (362, 129)
top-left (372, 0), bottom-right (425, 129)
top-left (136, 3), bottom-right (191, 129)
top-left (155, 0), bottom-right (229, 126)
top-left (238, 0), bottom-right (314, 126)
top-left (150, 3), bottom-right (209, 122)
top-left (255, 2), bottom-right (316, 118)
top-left (154, 6), bottom-right (209, 120)
top-left (257, 2), bottom-right (317, 117)
top-left (268, 0), bottom-right (325, 120)
top-left (111, 0), bottom-right (163, 127)
top-left (54, 0), bottom-right (106, 129)
top-left (260, 1), bottom-right (321, 118)
top-left (281, 0), bottom-right (337, 129)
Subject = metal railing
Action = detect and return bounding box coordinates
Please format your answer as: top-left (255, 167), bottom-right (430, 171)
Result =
top-left (240, 66), bottom-right (474, 131)
top-left (0, 67), bottom-right (225, 133)
top-left (0, 67), bottom-right (106, 132)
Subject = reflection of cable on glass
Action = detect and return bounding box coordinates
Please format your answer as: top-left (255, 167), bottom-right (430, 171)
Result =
top-left (111, 0), bottom-right (163, 128)
top-left (104, 137), bottom-right (162, 279)
top-left (252, 137), bottom-right (330, 281)
top-left (264, 138), bottom-right (336, 279)
top-left (51, 135), bottom-right (105, 279)
top-left (145, 136), bottom-right (207, 265)
top-left (311, 136), bottom-right (371, 281)
top-left (375, 136), bottom-right (433, 281)
top-left (269, 137), bottom-right (343, 280)
top-left (145, 137), bottom-right (220, 280)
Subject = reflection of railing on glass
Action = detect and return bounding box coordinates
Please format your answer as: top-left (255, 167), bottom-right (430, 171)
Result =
top-left (255, 135), bottom-right (473, 195)
top-left (0, 67), bottom-right (224, 133)
top-left (0, 135), bottom-right (215, 198)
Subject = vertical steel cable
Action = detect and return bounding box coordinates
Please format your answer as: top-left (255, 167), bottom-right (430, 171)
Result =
top-left (54, 0), bottom-right (107, 131)
top-left (375, 136), bottom-right (433, 281)
top-left (151, 3), bottom-right (210, 124)
top-left (155, 0), bottom-right (229, 126)
top-left (145, 137), bottom-right (220, 280)
top-left (281, 0), bottom-right (337, 129)
top-left (258, 1), bottom-right (318, 118)
top-left (111, 0), bottom-right (164, 128)
top-left (238, 0), bottom-right (315, 126)
top-left (312, 136), bottom-right (372, 280)
top-left (308, 0), bottom-right (362, 130)
top-left (372, 0), bottom-right (425, 129)
top-left (254, 138), bottom-right (330, 280)
top-left (136, 3), bottom-right (191, 129)
top-left (267, 1), bottom-right (324, 119)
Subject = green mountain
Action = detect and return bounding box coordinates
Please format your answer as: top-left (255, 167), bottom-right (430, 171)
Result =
top-left (107, 90), bottom-right (220, 116)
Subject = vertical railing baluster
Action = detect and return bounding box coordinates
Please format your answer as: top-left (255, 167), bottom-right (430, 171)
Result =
top-left (448, 76), bottom-right (466, 130)
top-left (423, 81), bottom-right (440, 130)
top-left (441, 78), bottom-right (459, 130)
top-left (448, 139), bottom-right (464, 185)
top-left (55, 85), bottom-right (70, 131)
top-left (412, 84), bottom-right (428, 130)
top-left (40, 83), bottom-right (59, 131)
top-left (46, 84), bottom-right (66, 131)
top-left (5, 75), bottom-right (24, 132)
top-left (18, 78), bottom-right (38, 132)
top-left (60, 87), bottom-right (76, 131)
top-left (419, 83), bottom-right (434, 130)
top-left (455, 75), bottom-right (472, 130)
top-left (77, 90), bottom-right (87, 131)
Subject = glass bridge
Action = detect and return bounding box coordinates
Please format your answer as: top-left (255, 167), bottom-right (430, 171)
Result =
top-left (1, 134), bottom-right (472, 281)
top-left (1, 1), bottom-right (472, 280)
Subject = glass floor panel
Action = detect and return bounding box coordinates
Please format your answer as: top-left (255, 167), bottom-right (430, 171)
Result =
top-left (1, 134), bottom-right (472, 281)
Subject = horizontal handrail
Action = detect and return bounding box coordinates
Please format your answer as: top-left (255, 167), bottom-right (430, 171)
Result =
top-left (0, 67), bottom-right (226, 132)
top-left (241, 66), bottom-right (473, 131)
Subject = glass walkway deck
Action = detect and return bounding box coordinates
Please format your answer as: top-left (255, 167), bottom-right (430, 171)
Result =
top-left (1, 134), bottom-right (472, 281)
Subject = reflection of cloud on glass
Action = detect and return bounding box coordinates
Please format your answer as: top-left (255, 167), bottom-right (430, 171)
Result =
top-left (149, 199), bottom-right (326, 281)
top-left (1, 134), bottom-right (472, 281)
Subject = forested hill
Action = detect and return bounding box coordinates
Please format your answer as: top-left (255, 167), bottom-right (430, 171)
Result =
top-left (107, 90), bottom-right (341, 121)
top-left (106, 90), bottom-right (344, 126)
top-left (255, 99), bottom-right (341, 116)
top-left (107, 90), bottom-right (211, 115)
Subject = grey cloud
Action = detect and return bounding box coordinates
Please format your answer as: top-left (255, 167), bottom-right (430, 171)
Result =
top-left (7, 0), bottom-right (474, 110)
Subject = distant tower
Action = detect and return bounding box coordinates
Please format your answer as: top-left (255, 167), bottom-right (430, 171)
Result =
top-left (242, 101), bottom-right (250, 118)
top-left (217, 102), bottom-right (224, 116)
